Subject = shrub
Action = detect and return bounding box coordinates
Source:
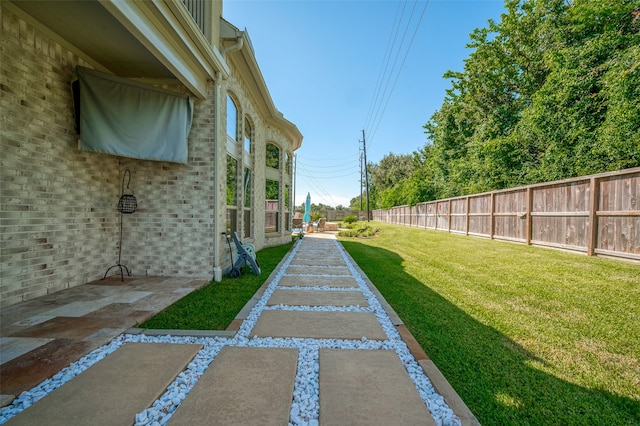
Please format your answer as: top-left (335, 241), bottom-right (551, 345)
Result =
top-left (343, 215), bottom-right (357, 224)
top-left (338, 223), bottom-right (379, 238)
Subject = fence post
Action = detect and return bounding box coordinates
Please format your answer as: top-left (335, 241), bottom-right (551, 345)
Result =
top-left (466, 196), bottom-right (470, 236)
top-left (526, 187), bottom-right (533, 245)
top-left (490, 192), bottom-right (495, 240)
top-left (587, 177), bottom-right (599, 256)
top-left (448, 199), bottom-right (452, 233)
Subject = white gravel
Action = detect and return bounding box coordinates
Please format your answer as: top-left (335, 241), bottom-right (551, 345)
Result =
top-left (0, 238), bottom-right (461, 426)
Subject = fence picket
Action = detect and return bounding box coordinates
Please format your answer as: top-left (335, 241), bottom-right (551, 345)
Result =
top-left (372, 168), bottom-right (640, 261)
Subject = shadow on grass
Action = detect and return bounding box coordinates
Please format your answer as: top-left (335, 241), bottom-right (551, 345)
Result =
top-left (341, 240), bottom-right (639, 426)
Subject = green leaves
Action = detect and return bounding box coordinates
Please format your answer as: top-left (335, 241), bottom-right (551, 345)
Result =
top-left (376, 0), bottom-right (639, 206)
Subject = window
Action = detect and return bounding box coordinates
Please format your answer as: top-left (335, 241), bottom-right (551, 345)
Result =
top-left (285, 152), bottom-right (292, 175)
top-left (265, 179), bottom-right (279, 233)
top-left (266, 143), bottom-right (279, 169)
top-left (226, 155), bottom-right (238, 234)
top-left (241, 115), bottom-right (253, 238)
top-left (226, 95), bottom-right (237, 141)
top-left (243, 167), bottom-right (252, 238)
top-left (244, 117), bottom-right (252, 153)
top-left (285, 184), bottom-right (291, 231)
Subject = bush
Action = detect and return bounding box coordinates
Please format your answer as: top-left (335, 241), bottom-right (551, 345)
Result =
top-left (338, 223), bottom-right (379, 238)
top-left (343, 215), bottom-right (357, 224)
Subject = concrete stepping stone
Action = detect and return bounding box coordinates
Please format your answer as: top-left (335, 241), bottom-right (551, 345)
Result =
top-left (168, 347), bottom-right (298, 425)
top-left (268, 289), bottom-right (369, 307)
top-left (290, 259), bottom-right (347, 267)
top-left (251, 311), bottom-right (387, 340)
top-left (296, 251), bottom-right (342, 257)
top-left (3, 343), bottom-right (202, 426)
top-left (319, 349), bottom-right (436, 425)
top-left (285, 265), bottom-right (350, 276)
top-left (278, 275), bottom-right (359, 288)
top-left (295, 248), bottom-right (340, 255)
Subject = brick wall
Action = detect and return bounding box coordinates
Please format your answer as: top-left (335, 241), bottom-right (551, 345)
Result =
top-left (0, 8), bottom-right (214, 307)
top-left (1, 8), bottom-right (122, 306)
top-left (1, 6), bottom-right (298, 307)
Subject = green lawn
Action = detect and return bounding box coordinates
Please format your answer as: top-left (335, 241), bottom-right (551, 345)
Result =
top-left (339, 223), bottom-right (640, 426)
top-left (139, 242), bottom-right (293, 330)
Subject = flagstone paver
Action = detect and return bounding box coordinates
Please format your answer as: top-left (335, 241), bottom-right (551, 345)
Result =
top-left (0, 337), bottom-right (54, 364)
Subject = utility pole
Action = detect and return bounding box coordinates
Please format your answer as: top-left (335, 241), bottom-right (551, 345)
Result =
top-left (361, 130), bottom-right (370, 221)
top-left (359, 150), bottom-right (363, 211)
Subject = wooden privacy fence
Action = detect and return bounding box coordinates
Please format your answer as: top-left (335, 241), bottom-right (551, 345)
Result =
top-left (372, 168), bottom-right (640, 261)
top-left (321, 210), bottom-right (367, 221)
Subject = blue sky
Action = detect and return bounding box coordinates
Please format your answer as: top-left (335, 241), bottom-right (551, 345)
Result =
top-left (223, 0), bottom-right (506, 208)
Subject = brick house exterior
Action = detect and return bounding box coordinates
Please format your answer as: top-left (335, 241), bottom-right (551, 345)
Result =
top-left (0, 1), bottom-right (302, 307)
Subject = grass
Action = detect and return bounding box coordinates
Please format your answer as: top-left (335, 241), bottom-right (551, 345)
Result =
top-left (139, 242), bottom-right (293, 330)
top-left (339, 223), bottom-right (640, 426)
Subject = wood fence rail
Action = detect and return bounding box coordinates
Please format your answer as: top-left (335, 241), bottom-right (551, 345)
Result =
top-left (372, 168), bottom-right (640, 261)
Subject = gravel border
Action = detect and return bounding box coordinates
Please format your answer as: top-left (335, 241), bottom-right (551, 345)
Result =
top-left (0, 238), bottom-right (461, 426)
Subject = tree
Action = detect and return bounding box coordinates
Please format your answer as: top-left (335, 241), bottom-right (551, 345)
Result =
top-left (367, 153), bottom-right (417, 208)
top-left (421, 0), bottom-right (639, 198)
top-left (354, 0), bottom-right (640, 208)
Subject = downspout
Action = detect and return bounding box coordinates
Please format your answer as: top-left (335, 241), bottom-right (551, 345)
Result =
top-left (214, 34), bottom-right (243, 281)
top-left (222, 34), bottom-right (243, 56)
top-left (213, 71), bottom-right (223, 282)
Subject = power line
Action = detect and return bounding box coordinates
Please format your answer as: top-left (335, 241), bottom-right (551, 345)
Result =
top-left (360, 130), bottom-right (370, 220)
top-left (365, 0), bottom-right (413, 133)
top-left (364, 0), bottom-right (405, 131)
top-left (297, 156), bottom-right (357, 164)
top-left (364, 0), bottom-right (431, 149)
top-left (297, 164), bottom-right (358, 175)
top-left (298, 173), bottom-right (341, 207)
top-left (296, 160), bottom-right (358, 171)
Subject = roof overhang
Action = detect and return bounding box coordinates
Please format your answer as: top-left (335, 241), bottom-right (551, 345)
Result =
top-left (6, 0), bottom-right (229, 99)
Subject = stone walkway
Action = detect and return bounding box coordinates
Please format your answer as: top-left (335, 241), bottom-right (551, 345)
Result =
top-left (0, 233), bottom-right (478, 425)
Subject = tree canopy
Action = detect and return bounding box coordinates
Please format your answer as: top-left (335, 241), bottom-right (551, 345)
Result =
top-left (362, 0), bottom-right (639, 208)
